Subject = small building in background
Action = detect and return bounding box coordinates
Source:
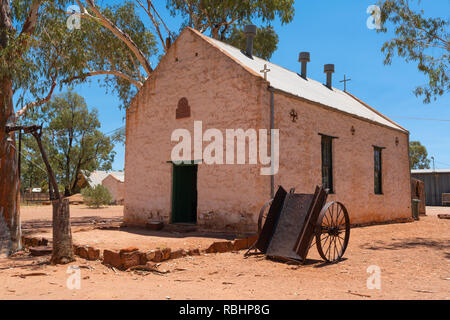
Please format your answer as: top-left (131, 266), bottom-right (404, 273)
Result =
top-left (102, 172), bottom-right (125, 205)
top-left (78, 170), bottom-right (125, 205)
top-left (411, 178), bottom-right (426, 215)
top-left (78, 171), bottom-right (110, 189)
top-left (411, 169), bottom-right (450, 206)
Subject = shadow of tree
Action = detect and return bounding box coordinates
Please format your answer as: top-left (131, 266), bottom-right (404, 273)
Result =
top-left (22, 216), bottom-right (123, 230)
top-left (0, 255), bottom-right (50, 270)
top-left (116, 226), bottom-right (239, 241)
top-left (359, 237), bottom-right (450, 253)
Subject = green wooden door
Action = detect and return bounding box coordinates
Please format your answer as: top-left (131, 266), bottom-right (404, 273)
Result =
top-left (172, 164), bottom-right (198, 224)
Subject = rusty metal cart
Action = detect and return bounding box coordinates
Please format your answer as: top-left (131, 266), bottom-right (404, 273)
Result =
top-left (249, 186), bottom-right (350, 263)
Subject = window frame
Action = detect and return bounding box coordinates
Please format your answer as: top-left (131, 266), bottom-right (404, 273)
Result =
top-left (374, 146), bottom-right (384, 195)
top-left (321, 134), bottom-right (335, 194)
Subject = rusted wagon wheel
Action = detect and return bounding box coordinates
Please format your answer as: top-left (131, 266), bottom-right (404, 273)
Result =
top-left (315, 201), bottom-right (350, 263)
top-left (258, 199), bottom-right (273, 234)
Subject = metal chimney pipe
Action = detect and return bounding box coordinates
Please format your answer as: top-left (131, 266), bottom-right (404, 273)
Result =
top-left (324, 64), bottom-right (335, 89)
top-left (244, 25), bottom-right (257, 58)
top-left (299, 52), bottom-right (310, 79)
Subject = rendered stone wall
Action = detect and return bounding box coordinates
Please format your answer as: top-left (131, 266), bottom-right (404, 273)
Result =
top-left (273, 92), bottom-right (411, 224)
top-left (125, 28), bottom-right (412, 232)
top-left (125, 28), bottom-right (270, 232)
top-left (102, 175), bottom-right (125, 205)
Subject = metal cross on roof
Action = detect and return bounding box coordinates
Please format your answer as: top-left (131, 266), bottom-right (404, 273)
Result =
top-left (340, 74), bottom-right (352, 92)
top-left (260, 64), bottom-right (271, 81)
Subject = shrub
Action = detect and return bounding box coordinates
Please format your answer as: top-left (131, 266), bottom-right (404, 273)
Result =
top-left (81, 185), bottom-right (113, 208)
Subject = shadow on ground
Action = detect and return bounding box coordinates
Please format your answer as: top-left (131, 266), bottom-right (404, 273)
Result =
top-left (22, 216), bottom-right (123, 230)
top-left (359, 237), bottom-right (450, 253)
top-left (113, 226), bottom-right (244, 241)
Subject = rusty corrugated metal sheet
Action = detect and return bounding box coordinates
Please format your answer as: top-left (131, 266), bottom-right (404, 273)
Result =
top-left (294, 186), bottom-right (328, 260)
top-left (254, 187), bottom-right (287, 254)
top-left (265, 192), bottom-right (314, 261)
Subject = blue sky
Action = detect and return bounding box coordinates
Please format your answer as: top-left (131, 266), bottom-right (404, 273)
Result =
top-left (66, 0), bottom-right (450, 170)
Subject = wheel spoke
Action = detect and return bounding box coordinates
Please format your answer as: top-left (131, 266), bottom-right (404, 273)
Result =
top-left (322, 234), bottom-right (331, 249)
top-left (325, 236), bottom-right (332, 260)
top-left (329, 207), bottom-right (334, 227)
top-left (336, 235), bottom-right (344, 256)
top-left (338, 215), bottom-right (345, 227)
top-left (330, 236), bottom-right (336, 261)
top-left (335, 207), bottom-right (342, 227)
top-left (332, 236), bottom-right (337, 260)
top-left (324, 211), bottom-right (332, 227)
top-left (316, 202), bottom-right (350, 262)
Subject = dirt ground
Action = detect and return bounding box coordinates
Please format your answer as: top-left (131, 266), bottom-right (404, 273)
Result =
top-left (20, 205), bottom-right (238, 251)
top-left (20, 204), bottom-right (124, 221)
top-left (0, 205), bottom-right (448, 300)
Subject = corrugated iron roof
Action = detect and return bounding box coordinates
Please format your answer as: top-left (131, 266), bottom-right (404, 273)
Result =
top-left (109, 171), bottom-right (125, 182)
top-left (190, 28), bottom-right (407, 133)
top-left (411, 169), bottom-right (450, 174)
top-left (82, 170), bottom-right (124, 187)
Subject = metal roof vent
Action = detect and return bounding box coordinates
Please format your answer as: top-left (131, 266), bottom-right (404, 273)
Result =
top-left (324, 64), bottom-right (335, 89)
top-left (244, 25), bottom-right (257, 58)
top-left (299, 52), bottom-right (310, 79)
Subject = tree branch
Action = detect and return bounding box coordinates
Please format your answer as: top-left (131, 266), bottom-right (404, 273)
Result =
top-left (147, 1), bottom-right (174, 40)
top-left (78, 0), bottom-right (153, 76)
top-left (64, 70), bottom-right (143, 88)
top-left (136, 0), bottom-right (166, 52)
top-left (20, 0), bottom-right (42, 36)
top-left (15, 77), bottom-right (57, 118)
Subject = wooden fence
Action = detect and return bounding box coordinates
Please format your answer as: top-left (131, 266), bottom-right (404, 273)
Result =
top-left (22, 193), bottom-right (50, 204)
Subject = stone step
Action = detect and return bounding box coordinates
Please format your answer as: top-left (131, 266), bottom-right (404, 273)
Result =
top-left (29, 246), bottom-right (52, 256)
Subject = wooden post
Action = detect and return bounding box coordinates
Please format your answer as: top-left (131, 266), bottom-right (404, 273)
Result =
top-left (51, 198), bottom-right (74, 264)
top-left (30, 127), bottom-right (74, 264)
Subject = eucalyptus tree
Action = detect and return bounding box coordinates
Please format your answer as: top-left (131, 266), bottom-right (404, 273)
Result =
top-left (0, 0), bottom-right (67, 256)
top-left (166, 0), bottom-right (294, 40)
top-left (410, 141), bottom-right (431, 170)
top-left (22, 91), bottom-right (115, 197)
top-left (1, 0), bottom-right (295, 259)
top-left (377, 0), bottom-right (449, 103)
top-left (166, 0), bottom-right (294, 59)
top-left (0, 0), bottom-right (156, 259)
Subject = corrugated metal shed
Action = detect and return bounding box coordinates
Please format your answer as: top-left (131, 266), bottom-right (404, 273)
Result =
top-left (411, 169), bottom-right (450, 206)
top-left (193, 28), bottom-right (407, 133)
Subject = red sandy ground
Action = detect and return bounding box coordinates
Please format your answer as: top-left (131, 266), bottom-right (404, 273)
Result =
top-left (0, 205), bottom-right (448, 300)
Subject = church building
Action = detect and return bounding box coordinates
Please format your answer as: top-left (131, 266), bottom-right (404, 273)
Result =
top-left (124, 26), bottom-right (412, 232)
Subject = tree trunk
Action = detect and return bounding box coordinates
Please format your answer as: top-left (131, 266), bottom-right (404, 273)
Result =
top-left (0, 77), bottom-right (22, 255)
top-left (32, 128), bottom-right (74, 264)
top-left (48, 177), bottom-right (54, 200)
top-left (50, 198), bottom-right (74, 264)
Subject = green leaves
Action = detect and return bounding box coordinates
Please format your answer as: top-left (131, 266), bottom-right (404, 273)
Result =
top-left (3, 1), bottom-right (158, 113)
top-left (410, 141), bottom-right (431, 169)
top-left (377, 0), bottom-right (449, 103)
top-left (45, 1), bottom-right (157, 110)
top-left (225, 25), bottom-right (279, 60)
top-left (81, 184), bottom-right (113, 208)
top-left (167, 0), bottom-right (294, 59)
top-left (19, 91), bottom-right (115, 195)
